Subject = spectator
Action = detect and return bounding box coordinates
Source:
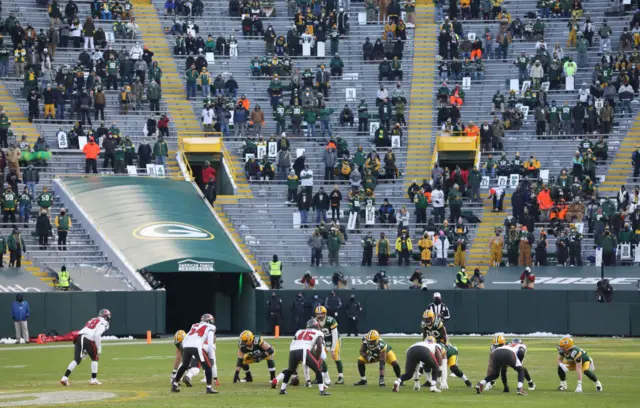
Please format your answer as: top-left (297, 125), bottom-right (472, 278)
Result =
top-left (327, 228), bottom-right (343, 266)
top-left (11, 294), bottom-right (30, 343)
top-left (633, 145), bottom-right (640, 182)
top-left (250, 105), bottom-right (265, 137)
top-left (313, 187), bottom-right (329, 223)
top-left (346, 294), bottom-right (362, 336)
top-left (8, 229), bottom-right (26, 268)
top-left (376, 232), bottom-right (391, 266)
top-left (308, 228), bottom-right (324, 267)
top-left (36, 210), bottom-right (51, 250)
top-left (37, 187), bottom-right (53, 218)
top-left (153, 136), bottom-right (168, 167)
top-left (470, 268), bottom-right (485, 288)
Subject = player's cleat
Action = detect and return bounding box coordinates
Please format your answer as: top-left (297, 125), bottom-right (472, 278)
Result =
top-left (320, 389), bottom-right (331, 396)
top-left (244, 372), bottom-right (254, 383)
top-left (528, 381), bottom-right (536, 391)
top-left (422, 380), bottom-right (431, 387)
top-left (183, 376), bottom-right (193, 387)
top-left (279, 389), bottom-right (287, 395)
top-left (430, 386), bottom-right (441, 393)
top-left (206, 388), bottom-right (219, 394)
top-left (464, 380), bottom-right (472, 388)
top-left (503, 387), bottom-right (510, 393)
top-left (393, 382), bottom-right (400, 392)
top-left (558, 381), bottom-right (568, 391)
top-left (596, 381), bottom-right (603, 392)
top-left (354, 379), bottom-right (367, 386)
top-left (60, 378), bottom-right (69, 386)
top-left (335, 377), bottom-right (344, 385)
top-left (305, 380), bottom-right (312, 388)
top-left (89, 379), bottom-right (102, 385)
top-left (201, 377), bottom-right (207, 383)
top-left (575, 385), bottom-right (583, 393)
top-left (413, 381), bottom-right (420, 391)
top-left (476, 383), bottom-right (484, 394)
top-left (171, 384), bottom-right (180, 393)
top-left (517, 388), bottom-right (527, 395)
top-left (484, 382), bottom-right (493, 391)
top-left (379, 378), bottom-right (385, 387)
top-left (270, 378), bottom-right (278, 389)
top-left (449, 372), bottom-right (457, 377)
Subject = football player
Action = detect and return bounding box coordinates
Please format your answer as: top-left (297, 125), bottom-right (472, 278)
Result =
top-left (271, 319), bottom-right (330, 396)
top-left (354, 330), bottom-right (402, 387)
top-left (171, 313), bottom-right (218, 394)
top-left (476, 334), bottom-right (527, 395)
top-left (61, 309), bottom-right (111, 386)
top-left (234, 330), bottom-right (276, 383)
top-left (392, 336), bottom-right (443, 393)
top-left (171, 330), bottom-right (205, 387)
top-left (421, 310), bottom-right (448, 344)
top-left (315, 305), bottom-right (344, 384)
top-left (432, 339), bottom-right (472, 388)
top-left (485, 337), bottom-right (535, 392)
top-left (557, 336), bottom-right (602, 392)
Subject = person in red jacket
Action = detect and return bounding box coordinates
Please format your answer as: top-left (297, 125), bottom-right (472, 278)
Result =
top-left (158, 114), bottom-right (170, 137)
top-left (202, 160), bottom-right (216, 188)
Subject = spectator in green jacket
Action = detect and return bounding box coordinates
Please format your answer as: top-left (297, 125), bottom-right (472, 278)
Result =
top-left (303, 108), bottom-right (317, 139)
top-left (153, 136), bottom-right (168, 166)
top-left (448, 184), bottom-right (463, 222)
top-left (468, 167), bottom-right (482, 201)
top-left (326, 227), bottom-right (343, 266)
top-left (7, 228), bottom-right (26, 267)
top-left (37, 187), bottom-right (53, 218)
top-left (319, 107), bottom-right (334, 138)
top-left (353, 145), bottom-right (366, 172)
top-left (330, 53), bottom-right (344, 77)
top-left (597, 227), bottom-right (617, 266)
top-left (0, 109), bottom-right (11, 148)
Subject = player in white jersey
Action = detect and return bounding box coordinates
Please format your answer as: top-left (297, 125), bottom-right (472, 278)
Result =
top-left (476, 334), bottom-right (527, 395)
top-left (171, 313), bottom-right (218, 394)
top-left (392, 338), bottom-right (443, 393)
top-left (271, 319), bottom-right (330, 396)
top-left (60, 309), bottom-right (111, 386)
top-left (485, 337), bottom-right (535, 392)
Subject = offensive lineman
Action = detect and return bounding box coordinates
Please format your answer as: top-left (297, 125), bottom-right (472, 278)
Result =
top-left (392, 337), bottom-right (443, 393)
top-left (271, 319), bottom-right (331, 396)
top-left (61, 309), bottom-right (111, 386)
top-left (485, 335), bottom-right (535, 392)
top-left (476, 335), bottom-right (527, 395)
top-left (315, 306), bottom-right (344, 384)
top-left (354, 330), bottom-right (402, 386)
top-left (171, 313), bottom-right (218, 394)
top-left (234, 330), bottom-right (277, 383)
top-left (557, 336), bottom-right (602, 392)
top-left (171, 330), bottom-right (205, 387)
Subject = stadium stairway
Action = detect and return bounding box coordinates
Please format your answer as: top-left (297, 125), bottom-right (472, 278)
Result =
top-left (404, 6), bottom-right (436, 186)
top-left (466, 192), bottom-right (512, 273)
top-left (0, 82), bottom-right (40, 144)
top-left (600, 114), bottom-right (640, 193)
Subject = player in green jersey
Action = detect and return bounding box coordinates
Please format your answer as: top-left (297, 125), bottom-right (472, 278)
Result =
top-left (557, 336), bottom-right (602, 392)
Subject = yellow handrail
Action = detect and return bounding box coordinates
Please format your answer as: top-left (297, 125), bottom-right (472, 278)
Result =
top-left (177, 137), bottom-right (194, 180)
top-left (222, 145), bottom-right (237, 179)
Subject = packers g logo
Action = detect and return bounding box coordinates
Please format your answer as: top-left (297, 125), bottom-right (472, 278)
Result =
top-left (133, 222), bottom-right (214, 240)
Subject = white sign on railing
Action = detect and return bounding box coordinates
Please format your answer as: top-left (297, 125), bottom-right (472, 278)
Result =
top-left (509, 174), bottom-right (520, 188)
top-left (462, 76), bottom-right (471, 90)
top-left (346, 87), bottom-right (356, 102)
top-left (127, 165), bottom-right (138, 176)
top-left (257, 145), bottom-right (266, 159)
top-left (480, 176), bottom-right (490, 188)
top-left (498, 176), bottom-right (508, 187)
top-left (369, 121), bottom-right (379, 137)
top-left (391, 135), bottom-right (401, 148)
top-left (268, 141), bottom-right (277, 158)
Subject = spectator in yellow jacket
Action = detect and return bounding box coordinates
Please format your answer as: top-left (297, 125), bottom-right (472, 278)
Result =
top-left (417, 232), bottom-right (433, 266)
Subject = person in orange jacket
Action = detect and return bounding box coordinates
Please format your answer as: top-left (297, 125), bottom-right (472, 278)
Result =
top-left (83, 136), bottom-right (100, 174)
top-left (464, 121), bottom-right (479, 137)
top-left (237, 94), bottom-right (250, 110)
top-left (537, 185), bottom-right (553, 220)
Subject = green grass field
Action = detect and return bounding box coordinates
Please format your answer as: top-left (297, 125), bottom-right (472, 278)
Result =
top-left (0, 336), bottom-right (639, 407)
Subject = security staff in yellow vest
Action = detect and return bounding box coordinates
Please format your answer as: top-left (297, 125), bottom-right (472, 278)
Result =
top-left (455, 267), bottom-right (470, 289)
top-left (269, 254), bottom-right (282, 289)
top-left (55, 208), bottom-right (72, 251)
top-left (58, 265), bottom-right (70, 291)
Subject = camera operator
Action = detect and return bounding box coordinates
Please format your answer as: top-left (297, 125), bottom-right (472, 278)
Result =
top-left (596, 278), bottom-right (613, 303)
top-left (373, 269), bottom-right (389, 290)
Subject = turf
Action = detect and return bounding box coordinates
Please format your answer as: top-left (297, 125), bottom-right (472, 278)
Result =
top-left (0, 336), bottom-right (639, 407)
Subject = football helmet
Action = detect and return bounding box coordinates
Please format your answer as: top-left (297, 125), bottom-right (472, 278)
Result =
top-left (511, 338), bottom-right (523, 345)
top-left (558, 336), bottom-right (574, 352)
top-left (492, 334), bottom-right (506, 347)
top-left (315, 306), bottom-right (327, 325)
top-left (365, 330), bottom-right (380, 349)
top-left (201, 313), bottom-right (215, 324)
top-left (422, 310), bottom-right (435, 329)
top-left (174, 330), bottom-right (186, 344)
top-left (98, 309), bottom-right (112, 322)
top-left (306, 318), bottom-right (321, 330)
top-left (425, 335), bottom-right (436, 344)
top-left (239, 330), bottom-right (254, 348)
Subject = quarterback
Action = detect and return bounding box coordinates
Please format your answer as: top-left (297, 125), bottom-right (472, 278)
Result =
top-left (234, 330), bottom-right (277, 383)
top-left (353, 330), bottom-right (402, 387)
top-left (315, 306), bottom-right (344, 384)
top-left (557, 337), bottom-right (602, 392)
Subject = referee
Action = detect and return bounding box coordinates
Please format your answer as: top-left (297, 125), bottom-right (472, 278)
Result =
top-left (427, 292), bottom-right (450, 321)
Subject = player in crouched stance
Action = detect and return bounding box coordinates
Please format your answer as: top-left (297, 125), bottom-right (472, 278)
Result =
top-left (61, 309), bottom-right (111, 386)
top-left (171, 314), bottom-right (218, 394)
top-left (171, 330), bottom-right (206, 387)
top-left (234, 330), bottom-right (277, 383)
top-left (484, 336), bottom-right (535, 392)
top-left (557, 336), bottom-right (602, 393)
top-left (392, 337), bottom-right (443, 393)
top-left (271, 319), bottom-right (331, 396)
top-left (354, 330), bottom-right (401, 387)
top-left (476, 335), bottom-right (528, 395)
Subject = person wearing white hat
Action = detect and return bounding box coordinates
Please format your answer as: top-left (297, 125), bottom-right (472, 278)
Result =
top-left (426, 292), bottom-right (450, 321)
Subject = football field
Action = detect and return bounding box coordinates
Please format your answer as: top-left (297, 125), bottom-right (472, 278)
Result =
top-left (1, 336), bottom-right (639, 407)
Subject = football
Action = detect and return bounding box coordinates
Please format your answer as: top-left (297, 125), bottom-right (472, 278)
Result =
top-left (290, 375), bottom-right (300, 386)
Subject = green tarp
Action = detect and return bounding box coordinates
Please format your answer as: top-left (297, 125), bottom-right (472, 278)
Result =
top-left (60, 177), bottom-right (252, 274)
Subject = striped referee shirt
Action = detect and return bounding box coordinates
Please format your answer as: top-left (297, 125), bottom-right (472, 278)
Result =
top-left (427, 302), bottom-right (450, 321)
